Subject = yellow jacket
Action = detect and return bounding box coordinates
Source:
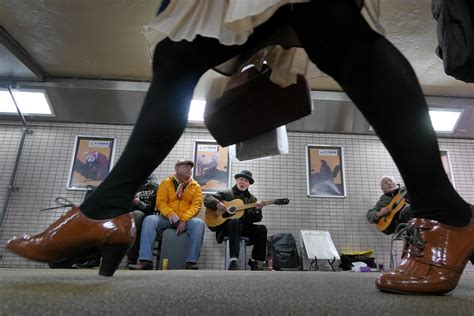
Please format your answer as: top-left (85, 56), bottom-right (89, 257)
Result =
top-left (156, 176), bottom-right (203, 222)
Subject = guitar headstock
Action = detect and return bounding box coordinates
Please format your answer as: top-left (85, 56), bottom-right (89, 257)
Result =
top-left (274, 198), bottom-right (289, 205)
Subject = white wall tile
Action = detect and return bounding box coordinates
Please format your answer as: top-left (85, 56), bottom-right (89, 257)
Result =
top-left (0, 122), bottom-right (472, 272)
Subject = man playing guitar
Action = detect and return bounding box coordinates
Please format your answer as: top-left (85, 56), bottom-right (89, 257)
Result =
top-left (204, 170), bottom-right (267, 270)
top-left (367, 176), bottom-right (412, 235)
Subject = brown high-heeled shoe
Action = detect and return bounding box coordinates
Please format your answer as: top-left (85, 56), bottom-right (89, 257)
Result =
top-left (376, 206), bottom-right (474, 295)
top-left (6, 206), bottom-right (135, 277)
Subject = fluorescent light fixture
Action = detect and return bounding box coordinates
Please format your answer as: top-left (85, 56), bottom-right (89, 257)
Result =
top-left (0, 88), bottom-right (54, 116)
top-left (188, 99), bottom-right (206, 122)
top-left (429, 108), bottom-right (463, 133)
top-left (368, 108), bottom-right (462, 134)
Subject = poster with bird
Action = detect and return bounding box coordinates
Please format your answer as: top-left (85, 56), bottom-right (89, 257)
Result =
top-left (193, 140), bottom-right (231, 193)
top-left (306, 144), bottom-right (346, 198)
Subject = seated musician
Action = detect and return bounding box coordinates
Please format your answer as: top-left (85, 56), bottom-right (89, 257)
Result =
top-left (204, 170), bottom-right (267, 270)
top-left (367, 176), bottom-right (412, 234)
top-left (129, 159), bottom-right (205, 270)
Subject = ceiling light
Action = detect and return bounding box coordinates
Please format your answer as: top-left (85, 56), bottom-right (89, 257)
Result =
top-left (0, 88), bottom-right (54, 116)
top-left (188, 99), bottom-right (206, 122)
top-left (368, 108), bottom-right (463, 134)
top-left (429, 108), bottom-right (463, 133)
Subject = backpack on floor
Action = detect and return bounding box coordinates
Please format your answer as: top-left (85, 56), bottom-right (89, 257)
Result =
top-left (267, 233), bottom-right (301, 270)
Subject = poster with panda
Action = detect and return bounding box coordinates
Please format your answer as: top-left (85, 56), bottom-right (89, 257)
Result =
top-left (192, 140), bottom-right (231, 193)
top-left (67, 136), bottom-right (116, 190)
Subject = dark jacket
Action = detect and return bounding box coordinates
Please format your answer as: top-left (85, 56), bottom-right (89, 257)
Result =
top-left (204, 185), bottom-right (262, 226)
top-left (432, 0), bottom-right (474, 82)
top-left (366, 190), bottom-right (399, 224)
top-left (367, 187), bottom-right (411, 235)
top-left (132, 177), bottom-right (159, 216)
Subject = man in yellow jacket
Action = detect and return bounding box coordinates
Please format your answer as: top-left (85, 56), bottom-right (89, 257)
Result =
top-left (130, 159), bottom-right (204, 270)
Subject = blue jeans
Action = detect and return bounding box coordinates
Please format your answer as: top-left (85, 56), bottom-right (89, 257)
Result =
top-left (138, 215), bottom-right (205, 263)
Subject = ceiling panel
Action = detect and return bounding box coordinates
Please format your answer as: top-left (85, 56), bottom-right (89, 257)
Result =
top-left (0, 0), bottom-right (472, 139)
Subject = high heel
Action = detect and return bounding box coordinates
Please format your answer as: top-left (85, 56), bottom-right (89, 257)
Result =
top-left (99, 243), bottom-right (132, 277)
top-left (376, 205), bottom-right (474, 295)
top-left (6, 206), bottom-right (135, 277)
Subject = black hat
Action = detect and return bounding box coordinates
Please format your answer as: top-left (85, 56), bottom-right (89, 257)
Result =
top-left (234, 170), bottom-right (254, 184)
top-left (175, 159), bottom-right (194, 168)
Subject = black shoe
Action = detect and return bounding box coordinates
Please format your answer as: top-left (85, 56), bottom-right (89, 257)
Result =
top-left (216, 231), bottom-right (225, 244)
top-left (129, 260), bottom-right (153, 270)
top-left (73, 258), bottom-right (101, 269)
top-left (49, 259), bottom-right (76, 269)
top-left (127, 258), bottom-right (137, 266)
top-left (186, 262), bottom-right (199, 270)
top-left (248, 259), bottom-right (260, 271)
top-left (228, 261), bottom-right (238, 270)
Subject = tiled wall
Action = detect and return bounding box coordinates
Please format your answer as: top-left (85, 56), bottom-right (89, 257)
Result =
top-left (0, 122), bottom-right (473, 272)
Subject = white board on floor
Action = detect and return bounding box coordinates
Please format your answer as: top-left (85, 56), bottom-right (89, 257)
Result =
top-left (300, 230), bottom-right (340, 260)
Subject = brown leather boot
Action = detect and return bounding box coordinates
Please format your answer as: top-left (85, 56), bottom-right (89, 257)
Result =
top-left (376, 206), bottom-right (474, 295)
top-left (6, 206), bottom-right (135, 277)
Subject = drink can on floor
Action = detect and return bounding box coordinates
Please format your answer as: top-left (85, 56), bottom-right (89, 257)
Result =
top-left (163, 258), bottom-right (168, 270)
top-left (267, 257), bottom-right (273, 271)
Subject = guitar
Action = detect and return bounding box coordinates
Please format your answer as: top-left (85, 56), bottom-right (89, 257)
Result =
top-left (205, 198), bottom-right (290, 228)
top-left (375, 188), bottom-right (408, 233)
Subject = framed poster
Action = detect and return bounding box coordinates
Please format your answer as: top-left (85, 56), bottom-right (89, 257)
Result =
top-left (67, 136), bottom-right (116, 190)
top-left (193, 140), bottom-right (231, 193)
top-left (440, 149), bottom-right (455, 188)
top-left (306, 144), bottom-right (346, 198)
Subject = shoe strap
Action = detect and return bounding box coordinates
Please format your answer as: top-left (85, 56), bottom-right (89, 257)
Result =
top-left (40, 197), bottom-right (74, 211)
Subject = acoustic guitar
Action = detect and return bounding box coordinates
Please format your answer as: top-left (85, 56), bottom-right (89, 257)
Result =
top-left (205, 198), bottom-right (289, 228)
top-left (375, 189), bottom-right (408, 233)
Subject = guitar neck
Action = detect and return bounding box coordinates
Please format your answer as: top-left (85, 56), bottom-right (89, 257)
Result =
top-left (390, 190), bottom-right (407, 210)
top-left (234, 200), bottom-right (274, 211)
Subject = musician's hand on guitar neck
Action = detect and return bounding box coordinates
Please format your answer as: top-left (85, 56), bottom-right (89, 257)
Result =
top-left (255, 200), bottom-right (265, 210)
top-left (216, 202), bottom-right (228, 215)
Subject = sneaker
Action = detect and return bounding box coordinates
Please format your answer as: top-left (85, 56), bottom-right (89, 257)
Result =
top-left (72, 258), bottom-right (101, 269)
top-left (228, 260), bottom-right (238, 270)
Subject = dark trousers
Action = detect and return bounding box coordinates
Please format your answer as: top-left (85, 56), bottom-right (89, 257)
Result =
top-left (126, 210), bottom-right (147, 263)
top-left (221, 219), bottom-right (267, 262)
top-left (80, 0), bottom-right (470, 227)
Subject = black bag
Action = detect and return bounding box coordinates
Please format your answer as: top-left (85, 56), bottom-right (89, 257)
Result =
top-left (204, 66), bottom-right (313, 147)
top-left (338, 254), bottom-right (377, 271)
top-left (267, 233), bottom-right (301, 270)
top-left (432, 0), bottom-right (474, 82)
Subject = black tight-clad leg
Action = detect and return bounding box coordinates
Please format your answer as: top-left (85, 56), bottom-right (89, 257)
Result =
top-left (80, 37), bottom-right (244, 219)
top-left (79, 6), bottom-right (290, 220)
top-left (290, 0), bottom-right (470, 226)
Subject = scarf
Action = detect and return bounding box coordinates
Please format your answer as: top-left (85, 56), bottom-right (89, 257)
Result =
top-left (174, 175), bottom-right (190, 199)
